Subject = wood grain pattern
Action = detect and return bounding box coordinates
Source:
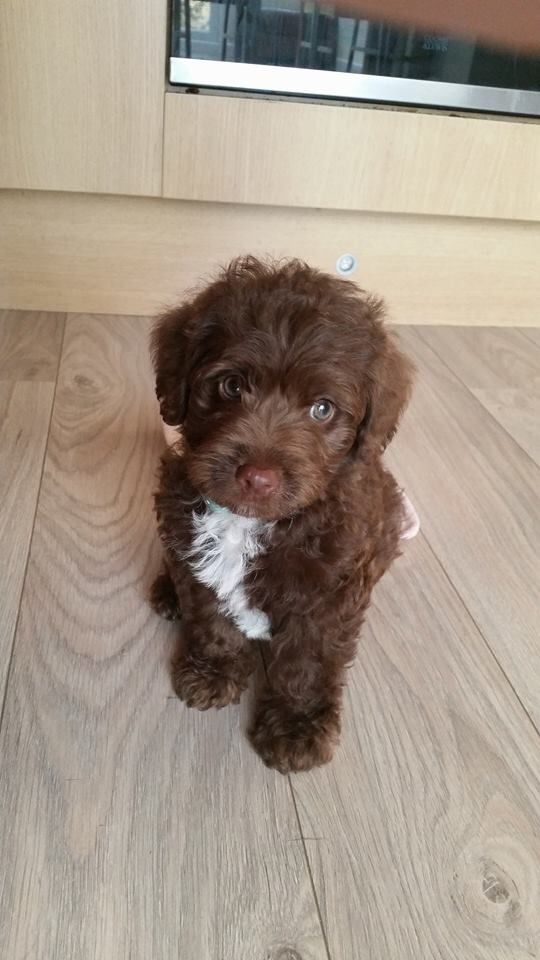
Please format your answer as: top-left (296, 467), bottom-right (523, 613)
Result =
top-left (2, 189), bottom-right (540, 325)
top-left (291, 534), bottom-right (540, 959)
top-left (0, 0), bottom-right (165, 195)
top-left (164, 93), bottom-right (540, 221)
top-left (0, 311), bottom-right (63, 706)
top-left (418, 326), bottom-right (540, 465)
top-left (0, 315), bottom-right (539, 958)
top-left (387, 327), bottom-right (540, 724)
top-left (0, 382), bottom-right (56, 700)
top-left (0, 315), bottom-right (327, 960)
top-left (0, 310), bottom-right (64, 381)
top-left (464, 389), bottom-right (539, 466)
top-left (415, 327), bottom-right (539, 390)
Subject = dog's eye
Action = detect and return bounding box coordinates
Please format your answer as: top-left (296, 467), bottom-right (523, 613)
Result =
top-left (219, 374), bottom-right (244, 400)
top-left (310, 399), bottom-right (335, 422)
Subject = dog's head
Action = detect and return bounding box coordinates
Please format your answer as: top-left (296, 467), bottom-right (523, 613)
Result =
top-left (152, 257), bottom-right (413, 520)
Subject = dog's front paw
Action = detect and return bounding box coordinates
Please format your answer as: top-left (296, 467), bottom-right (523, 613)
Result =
top-left (172, 656), bottom-right (252, 710)
top-left (150, 572), bottom-right (180, 621)
top-left (250, 696), bottom-right (341, 774)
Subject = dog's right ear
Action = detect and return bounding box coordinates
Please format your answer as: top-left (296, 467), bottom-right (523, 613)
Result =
top-left (151, 302), bottom-right (198, 425)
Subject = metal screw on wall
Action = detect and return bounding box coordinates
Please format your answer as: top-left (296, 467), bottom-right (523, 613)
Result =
top-left (336, 254), bottom-right (358, 276)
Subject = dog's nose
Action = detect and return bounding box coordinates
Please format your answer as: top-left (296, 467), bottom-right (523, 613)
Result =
top-left (236, 464), bottom-right (280, 498)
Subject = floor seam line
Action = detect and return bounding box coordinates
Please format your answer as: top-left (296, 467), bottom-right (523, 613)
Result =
top-left (420, 530), bottom-right (540, 742)
top-left (413, 326), bottom-right (540, 471)
top-left (258, 643), bottom-right (332, 958)
top-left (518, 329), bottom-right (540, 350)
top-left (287, 776), bottom-right (333, 960)
top-left (0, 313), bottom-right (67, 734)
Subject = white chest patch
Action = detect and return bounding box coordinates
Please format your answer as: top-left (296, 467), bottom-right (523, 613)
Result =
top-left (186, 506), bottom-right (272, 640)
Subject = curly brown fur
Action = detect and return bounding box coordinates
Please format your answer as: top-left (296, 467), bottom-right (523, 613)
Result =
top-left (151, 257), bottom-right (414, 772)
top-left (149, 570), bottom-right (181, 621)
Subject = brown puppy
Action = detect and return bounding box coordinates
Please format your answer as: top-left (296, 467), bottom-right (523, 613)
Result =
top-left (151, 257), bottom-right (414, 773)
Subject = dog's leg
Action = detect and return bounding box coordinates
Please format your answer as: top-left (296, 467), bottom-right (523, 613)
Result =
top-left (250, 624), bottom-right (357, 774)
top-left (149, 567), bottom-right (181, 620)
top-left (170, 576), bottom-right (256, 710)
top-left (173, 616), bottom-right (256, 710)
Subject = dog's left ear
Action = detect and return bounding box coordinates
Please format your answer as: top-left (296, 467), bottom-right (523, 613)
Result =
top-left (353, 307), bottom-right (415, 455)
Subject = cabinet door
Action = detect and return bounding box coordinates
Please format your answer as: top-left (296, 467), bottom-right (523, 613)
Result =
top-left (163, 92), bottom-right (540, 221)
top-left (0, 0), bottom-right (166, 196)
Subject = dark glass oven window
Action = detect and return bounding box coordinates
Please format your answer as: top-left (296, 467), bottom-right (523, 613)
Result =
top-left (170, 0), bottom-right (540, 92)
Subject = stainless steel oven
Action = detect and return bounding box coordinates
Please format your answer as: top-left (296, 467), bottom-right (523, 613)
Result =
top-left (169, 1), bottom-right (540, 116)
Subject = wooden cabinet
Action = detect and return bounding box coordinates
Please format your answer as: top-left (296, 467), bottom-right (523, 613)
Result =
top-left (1, 4), bottom-right (539, 322)
top-left (2, 0), bottom-right (539, 220)
top-left (164, 92), bottom-right (540, 221)
top-left (0, 0), bottom-right (166, 196)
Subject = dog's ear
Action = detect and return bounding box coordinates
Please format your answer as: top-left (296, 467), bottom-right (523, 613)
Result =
top-left (151, 302), bottom-right (199, 425)
top-left (352, 303), bottom-right (414, 456)
top-left (367, 329), bottom-right (414, 449)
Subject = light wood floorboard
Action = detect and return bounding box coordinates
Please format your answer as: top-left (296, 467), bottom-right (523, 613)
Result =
top-left (290, 532), bottom-right (540, 959)
top-left (521, 327), bottom-right (540, 348)
top-left (0, 313), bottom-right (539, 959)
top-left (387, 327), bottom-right (540, 727)
top-left (0, 315), bottom-right (327, 960)
top-left (0, 310), bottom-right (64, 381)
top-left (417, 326), bottom-right (540, 465)
top-left (0, 311), bottom-right (64, 702)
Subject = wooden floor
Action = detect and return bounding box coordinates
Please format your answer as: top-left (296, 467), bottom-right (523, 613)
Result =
top-left (1, 311), bottom-right (539, 960)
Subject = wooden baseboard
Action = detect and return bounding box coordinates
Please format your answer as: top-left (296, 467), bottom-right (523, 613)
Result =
top-left (1, 189), bottom-right (539, 325)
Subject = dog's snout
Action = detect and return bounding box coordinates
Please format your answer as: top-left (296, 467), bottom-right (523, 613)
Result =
top-left (236, 464), bottom-right (281, 498)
